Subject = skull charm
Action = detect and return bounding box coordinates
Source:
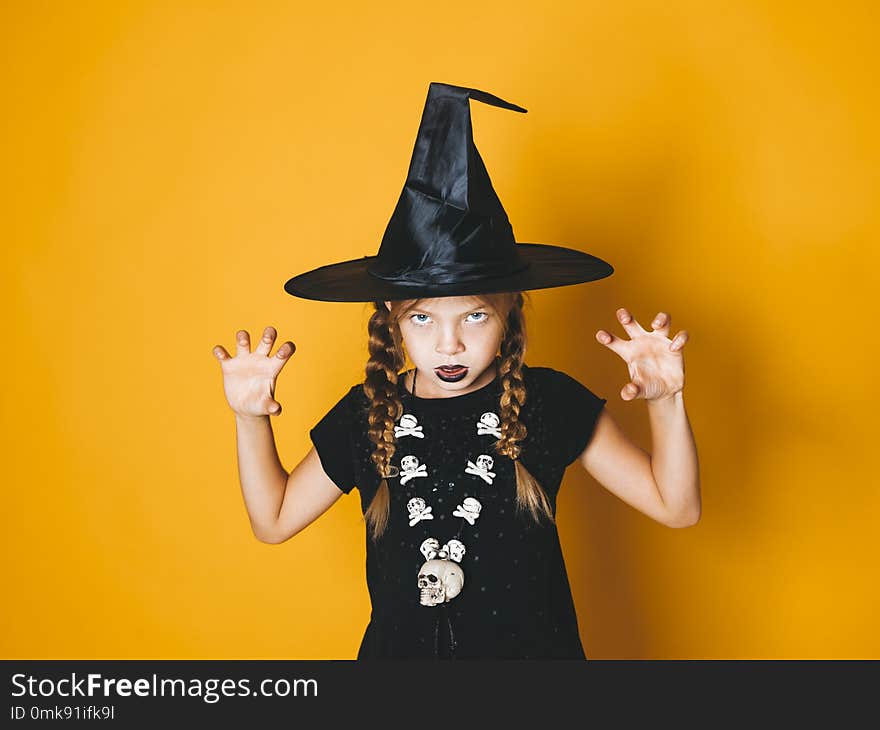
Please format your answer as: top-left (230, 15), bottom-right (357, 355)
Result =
top-left (420, 537), bottom-right (440, 561)
top-left (406, 497), bottom-right (433, 526)
top-left (464, 454), bottom-right (496, 485)
top-left (399, 455), bottom-right (428, 485)
top-left (452, 497), bottom-right (482, 525)
top-left (476, 411), bottom-right (502, 438)
top-left (417, 559), bottom-right (465, 606)
top-left (394, 413), bottom-right (425, 439)
top-left (441, 538), bottom-right (466, 563)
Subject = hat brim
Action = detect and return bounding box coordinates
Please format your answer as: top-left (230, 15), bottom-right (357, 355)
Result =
top-left (283, 243), bottom-right (614, 302)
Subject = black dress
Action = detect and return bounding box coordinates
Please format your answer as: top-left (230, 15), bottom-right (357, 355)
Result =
top-left (309, 362), bottom-right (606, 659)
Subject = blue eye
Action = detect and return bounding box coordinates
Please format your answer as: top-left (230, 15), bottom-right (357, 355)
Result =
top-left (409, 312), bottom-right (487, 325)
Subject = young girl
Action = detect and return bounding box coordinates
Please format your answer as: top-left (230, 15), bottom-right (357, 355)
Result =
top-left (211, 82), bottom-right (700, 659)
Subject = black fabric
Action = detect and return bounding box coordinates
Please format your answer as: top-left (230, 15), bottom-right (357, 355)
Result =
top-left (309, 363), bottom-right (606, 659)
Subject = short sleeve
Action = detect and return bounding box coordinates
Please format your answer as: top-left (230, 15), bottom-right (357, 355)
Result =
top-left (309, 385), bottom-right (362, 494)
top-left (538, 368), bottom-right (607, 467)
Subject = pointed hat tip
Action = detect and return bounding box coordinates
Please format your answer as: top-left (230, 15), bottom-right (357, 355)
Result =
top-left (428, 81), bottom-right (527, 114)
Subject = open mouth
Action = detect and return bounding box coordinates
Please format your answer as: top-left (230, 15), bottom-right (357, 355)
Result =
top-left (434, 365), bottom-right (469, 382)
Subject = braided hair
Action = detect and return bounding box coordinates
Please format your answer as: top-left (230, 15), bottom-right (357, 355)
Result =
top-left (362, 292), bottom-right (553, 542)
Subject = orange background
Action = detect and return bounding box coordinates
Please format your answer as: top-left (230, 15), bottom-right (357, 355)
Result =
top-left (3, 1), bottom-right (877, 659)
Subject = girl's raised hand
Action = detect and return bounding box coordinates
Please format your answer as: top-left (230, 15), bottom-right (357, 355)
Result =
top-left (596, 308), bottom-right (688, 402)
top-left (212, 327), bottom-right (296, 417)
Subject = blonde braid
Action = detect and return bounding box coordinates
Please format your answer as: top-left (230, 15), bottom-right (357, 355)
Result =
top-left (362, 301), bottom-right (405, 542)
top-left (493, 293), bottom-right (555, 524)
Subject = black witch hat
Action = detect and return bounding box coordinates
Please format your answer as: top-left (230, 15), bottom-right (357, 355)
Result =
top-left (284, 82), bottom-right (613, 302)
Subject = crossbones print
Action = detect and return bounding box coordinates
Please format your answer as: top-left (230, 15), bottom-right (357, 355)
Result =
top-left (476, 411), bottom-right (502, 438)
top-left (464, 454), bottom-right (496, 485)
top-left (394, 413), bottom-right (424, 439)
top-left (452, 497), bottom-right (483, 525)
top-left (406, 497), bottom-right (434, 526)
top-left (399, 455), bottom-right (428, 485)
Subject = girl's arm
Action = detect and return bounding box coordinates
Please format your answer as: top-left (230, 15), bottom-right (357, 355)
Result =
top-left (234, 414), bottom-right (288, 541)
top-left (213, 327), bottom-right (344, 544)
top-left (580, 307), bottom-right (700, 527)
top-left (235, 414), bottom-right (343, 543)
top-left (579, 395), bottom-right (700, 528)
top-left (646, 391), bottom-right (700, 525)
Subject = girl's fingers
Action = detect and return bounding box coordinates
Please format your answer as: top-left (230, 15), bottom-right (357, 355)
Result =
top-left (621, 382), bottom-right (640, 401)
top-left (235, 330), bottom-right (251, 356)
top-left (274, 341), bottom-right (296, 362)
top-left (670, 330), bottom-right (689, 351)
top-left (651, 311), bottom-right (670, 337)
top-left (616, 307), bottom-right (649, 338)
top-left (254, 326), bottom-right (277, 356)
top-left (596, 329), bottom-right (627, 358)
top-left (212, 345), bottom-right (231, 361)
top-left (268, 341), bottom-right (296, 378)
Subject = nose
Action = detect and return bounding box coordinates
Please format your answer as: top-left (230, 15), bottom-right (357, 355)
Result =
top-left (435, 324), bottom-right (465, 357)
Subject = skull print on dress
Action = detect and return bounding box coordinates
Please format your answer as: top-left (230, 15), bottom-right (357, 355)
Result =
top-left (399, 455), bottom-right (428, 485)
top-left (465, 454), bottom-right (496, 485)
top-left (476, 411), bottom-right (502, 438)
top-left (406, 497), bottom-right (434, 526)
top-left (394, 413), bottom-right (424, 439)
top-left (417, 559), bottom-right (465, 606)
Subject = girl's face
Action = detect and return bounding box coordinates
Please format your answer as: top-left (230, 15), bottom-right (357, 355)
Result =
top-left (387, 296), bottom-right (505, 398)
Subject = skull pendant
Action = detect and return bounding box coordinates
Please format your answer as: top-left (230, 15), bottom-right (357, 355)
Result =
top-left (417, 559), bottom-right (465, 606)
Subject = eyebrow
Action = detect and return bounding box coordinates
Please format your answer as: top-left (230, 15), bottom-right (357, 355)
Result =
top-left (409, 305), bottom-right (487, 315)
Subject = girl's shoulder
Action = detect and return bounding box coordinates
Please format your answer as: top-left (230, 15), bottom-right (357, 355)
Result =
top-left (520, 363), bottom-right (607, 468)
top-left (523, 363), bottom-right (593, 390)
top-left (342, 382), bottom-right (371, 415)
top-left (522, 363), bottom-right (606, 411)
top-left (314, 382), bottom-right (370, 425)
top-left (522, 363), bottom-right (564, 382)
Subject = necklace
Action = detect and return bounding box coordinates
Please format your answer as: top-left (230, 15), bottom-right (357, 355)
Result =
top-left (395, 366), bottom-right (505, 659)
top-left (402, 367), bottom-right (487, 606)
